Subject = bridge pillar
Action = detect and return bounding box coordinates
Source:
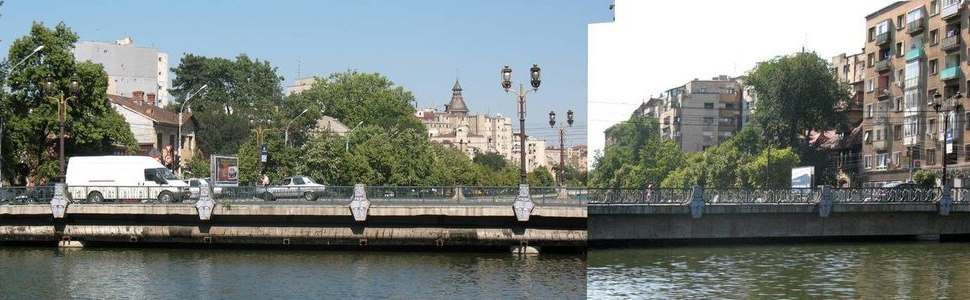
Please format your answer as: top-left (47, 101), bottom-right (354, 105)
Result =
top-left (689, 185), bottom-right (704, 219)
top-left (818, 185), bottom-right (832, 218)
top-left (513, 184), bottom-right (535, 222)
top-left (939, 185), bottom-right (953, 216)
top-left (50, 183), bottom-right (68, 219)
top-left (349, 184), bottom-right (370, 222)
top-left (195, 185), bottom-right (215, 221)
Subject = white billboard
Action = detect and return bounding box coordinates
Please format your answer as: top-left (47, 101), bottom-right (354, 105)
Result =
top-left (791, 166), bottom-right (814, 189)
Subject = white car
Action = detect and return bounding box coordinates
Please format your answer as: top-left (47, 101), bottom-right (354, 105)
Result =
top-left (257, 176), bottom-right (326, 201)
top-left (187, 178), bottom-right (224, 199)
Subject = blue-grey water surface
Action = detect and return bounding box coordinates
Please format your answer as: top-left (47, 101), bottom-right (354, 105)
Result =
top-left (588, 242), bottom-right (970, 299)
top-left (0, 247), bottom-right (585, 299)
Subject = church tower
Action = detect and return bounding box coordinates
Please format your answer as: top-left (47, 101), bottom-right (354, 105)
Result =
top-left (445, 79), bottom-right (469, 115)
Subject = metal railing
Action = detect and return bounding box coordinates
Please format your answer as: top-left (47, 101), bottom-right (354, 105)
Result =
top-left (0, 186), bottom-right (56, 204)
top-left (704, 188), bottom-right (818, 204)
top-left (585, 188), bottom-right (692, 205)
top-left (830, 188), bottom-right (941, 203)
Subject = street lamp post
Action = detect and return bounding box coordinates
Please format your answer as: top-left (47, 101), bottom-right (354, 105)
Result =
top-left (932, 91), bottom-right (963, 187)
top-left (177, 84), bottom-right (208, 174)
top-left (346, 121), bottom-right (364, 152)
top-left (0, 45), bottom-right (44, 187)
top-left (42, 77), bottom-right (80, 180)
top-left (284, 108), bottom-right (310, 146)
top-left (548, 109), bottom-right (574, 187)
top-left (501, 64), bottom-right (541, 184)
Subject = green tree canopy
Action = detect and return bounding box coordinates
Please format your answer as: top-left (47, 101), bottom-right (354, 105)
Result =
top-left (291, 71), bottom-right (425, 134)
top-left (590, 115), bottom-right (684, 188)
top-left (745, 52), bottom-right (849, 148)
top-left (1, 22), bottom-right (136, 184)
top-left (473, 152), bottom-right (508, 171)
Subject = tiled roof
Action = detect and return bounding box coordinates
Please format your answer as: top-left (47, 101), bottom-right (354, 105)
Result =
top-left (108, 94), bottom-right (191, 126)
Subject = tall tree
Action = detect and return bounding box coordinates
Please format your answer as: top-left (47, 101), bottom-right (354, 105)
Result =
top-left (745, 52), bottom-right (849, 147)
top-left (2, 22), bottom-right (136, 184)
top-left (169, 54), bottom-right (289, 156)
top-left (292, 71), bottom-right (425, 134)
top-left (590, 115), bottom-right (683, 188)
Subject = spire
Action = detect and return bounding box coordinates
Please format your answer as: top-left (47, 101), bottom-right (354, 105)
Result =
top-left (446, 79), bottom-right (469, 114)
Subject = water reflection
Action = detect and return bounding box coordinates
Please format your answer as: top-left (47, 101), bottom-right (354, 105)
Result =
top-left (588, 243), bottom-right (970, 299)
top-left (0, 248), bottom-right (586, 299)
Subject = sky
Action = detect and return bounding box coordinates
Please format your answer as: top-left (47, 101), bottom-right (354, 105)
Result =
top-left (0, 0), bottom-right (608, 145)
top-left (588, 0), bottom-right (902, 163)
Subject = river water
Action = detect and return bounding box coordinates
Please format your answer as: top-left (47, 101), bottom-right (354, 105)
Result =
top-left (0, 247), bottom-right (586, 299)
top-left (588, 242), bottom-right (970, 299)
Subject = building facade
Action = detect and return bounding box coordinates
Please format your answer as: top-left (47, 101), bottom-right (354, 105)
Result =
top-left (545, 144), bottom-right (589, 175)
top-left (860, 0), bottom-right (970, 186)
top-left (416, 80), bottom-right (515, 159)
top-left (109, 94), bottom-right (196, 169)
top-left (634, 76), bottom-right (744, 152)
top-left (513, 133), bottom-right (548, 172)
top-left (74, 37), bottom-right (171, 107)
top-left (286, 77), bottom-right (318, 95)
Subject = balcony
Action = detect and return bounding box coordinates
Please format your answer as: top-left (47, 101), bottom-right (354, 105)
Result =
top-left (878, 88), bottom-right (893, 99)
top-left (905, 47), bottom-right (924, 61)
top-left (874, 59), bottom-right (892, 72)
top-left (872, 139), bottom-right (891, 151)
top-left (875, 32), bottom-right (892, 46)
top-left (941, 66), bottom-right (962, 81)
top-left (942, 35), bottom-right (962, 52)
top-left (943, 1), bottom-right (963, 20)
top-left (908, 20), bottom-right (926, 34)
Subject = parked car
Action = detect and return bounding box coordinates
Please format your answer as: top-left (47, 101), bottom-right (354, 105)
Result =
top-left (65, 156), bottom-right (190, 203)
top-left (187, 178), bottom-right (224, 199)
top-left (257, 176), bottom-right (326, 201)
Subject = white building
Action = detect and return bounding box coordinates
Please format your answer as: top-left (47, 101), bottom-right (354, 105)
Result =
top-left (512, 133), bottom-right (548, 172)
top-left (286, 77), bottom-right (318, 95)
top-left (74, 37), bottom-right (171, 107)
top-left (416, 80), bottom-right (514, 159)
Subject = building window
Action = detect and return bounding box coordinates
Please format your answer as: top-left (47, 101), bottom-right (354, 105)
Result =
top-left (895, 97), bottom-right (903, 111)
top-left (868, 53), bottom-right (875, 67)
top-left (927, 149), bottom-right (937, 165)
top-left (895, 125), bottom-right (903, 140)
top-left (930, 59), bottom-right (939, 74)
top-left (893, 151), bottom-right (902, 168)
top-left (898, 15), bottom-right (905, 31)
top-left (965, 145), bottom-right (970, 161)
top-left (866, 104), bottom-right (874, 118)
top-left (868, 27), bottom-right (876, 42)
top-left (896, 42), bottom-right (905, 57)
top-left (864, 155), bottom-right (873, 169)
top-left (932, 0), bottom-right (940, 15)
top-left (865, 130), bottom-right (873, 143)
top-left (931, 29), bottom-right (940, 45)
top-left (704, 103), bottom-right (714, 109)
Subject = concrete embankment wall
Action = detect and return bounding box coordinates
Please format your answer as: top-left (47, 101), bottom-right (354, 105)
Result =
top-left (0, 204), bottom-right (586, 249)
top-left (589, 203), bottom-right (970, 242)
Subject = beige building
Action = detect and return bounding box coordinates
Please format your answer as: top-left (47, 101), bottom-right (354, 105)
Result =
top-left (545, 145), bottom-right (589, 176)
top-left (109, 93), bottom-right (196, 168)
top-left (416, 80), bottom-right (515, 159)
top-left (860, 0), bottom-right (970, 186)
top-left (512, 133), bottom-right (548, 172)
top-left (285, 77), bottom-right (318, 95)
top-left (633, 76), bottom-right (744, 152)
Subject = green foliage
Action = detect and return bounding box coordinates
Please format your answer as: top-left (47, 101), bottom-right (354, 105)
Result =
top-left (184, 155), bottom-right (210, 179)
top-left (590, 115), bottom-right (684, 188)
top-left (473, 152), bottom-right (508, 171)
top-left (169, 54), bottom-right (292, 156)
top-left (745, 51), bottom-right (849, 148)
top-left (528, 166), bottom-right (556, 187)
top-left (1, 22), bottom-right (136, 184)
top-left (913, 170), bottom-right (937, 188)
top-left (291, 71), bottom-right (425, 134)
top-left (738, 147), bottom-right (801, 188)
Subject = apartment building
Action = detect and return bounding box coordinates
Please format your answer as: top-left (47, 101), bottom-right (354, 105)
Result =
top-left (74, 37), bottom-right (171, 107)
top-left (650, 76), bottom-right (744, 152)
top-left (416, 80), bottom-right (515, 159)
top-left (861, 0), bottom-right (970, 186)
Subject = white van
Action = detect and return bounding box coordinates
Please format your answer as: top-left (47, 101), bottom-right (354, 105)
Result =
top-left (65, 156), bottom-right (190, 203)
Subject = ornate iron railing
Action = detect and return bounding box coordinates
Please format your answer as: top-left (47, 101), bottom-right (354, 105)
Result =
top-left (585, 188), bottom-right (692, 205)
top-left (703, 188), bottom-right (818, 204)
top-left (830, 188), bottom-right (941, 203)
top-left (0, 186), bottom-right (55, 204)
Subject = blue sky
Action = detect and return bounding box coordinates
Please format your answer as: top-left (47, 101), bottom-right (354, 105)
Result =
top-left (1, 0), bottom-right (608, 144)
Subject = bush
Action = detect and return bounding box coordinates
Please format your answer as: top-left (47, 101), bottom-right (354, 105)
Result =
top-left (913, 170), bottom-right (936, 188)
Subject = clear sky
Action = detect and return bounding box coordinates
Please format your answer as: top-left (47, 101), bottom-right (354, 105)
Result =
top-left (588, 0), bottom-right (902, 161)
top-left (0, 0), bottom-right (609, 145)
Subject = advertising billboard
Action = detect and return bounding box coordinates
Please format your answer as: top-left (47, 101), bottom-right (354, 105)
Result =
top-left (791, 166), bottom-right (814, 189)
top-left (210, 155), bottom-right (239, 186)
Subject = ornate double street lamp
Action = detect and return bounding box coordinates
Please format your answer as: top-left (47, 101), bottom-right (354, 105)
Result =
top-left (932, 91), bottom-right (963, 189)
top-left (42, 76), bottom-right (80, 179)
top-left (548, 109), bottom-right (574, 187)
top-left (0, 45), bottom-right (44, 186)
top-left (501, 64), bottom-right (541, 222)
